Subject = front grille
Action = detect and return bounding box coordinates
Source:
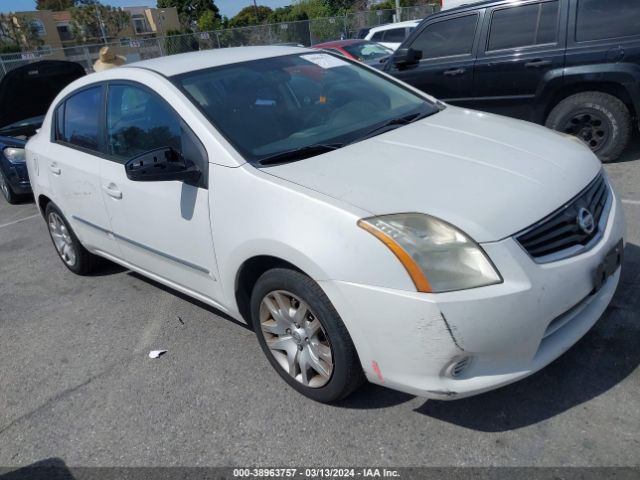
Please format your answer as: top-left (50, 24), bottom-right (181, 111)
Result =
top-left (516, 174), bottom-right (610, 261)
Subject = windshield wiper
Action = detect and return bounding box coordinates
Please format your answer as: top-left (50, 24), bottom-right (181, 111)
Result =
top-left (257, 143), bottom-right (344, 166)
top-left (348, 109), bottom-right (433, 145)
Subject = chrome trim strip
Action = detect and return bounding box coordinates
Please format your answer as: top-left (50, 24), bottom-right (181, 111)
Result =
top-left (72, 215), bottom-right (210, 275)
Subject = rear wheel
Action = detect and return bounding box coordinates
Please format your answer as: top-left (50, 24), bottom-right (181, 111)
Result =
top-left (251, 268), bottom-right (364, 403)
top-left (0, 170), bottom-right (20, 204)
top-left (45, 203), bottom-right (101, 275)
top-left (545, 92), bottom-right (632, 163)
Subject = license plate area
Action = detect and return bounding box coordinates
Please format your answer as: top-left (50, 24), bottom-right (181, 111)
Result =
top-left (593, 239), bottom-right (624, 292)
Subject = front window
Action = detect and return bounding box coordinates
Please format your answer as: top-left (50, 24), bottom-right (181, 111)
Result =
top-left (410, 15), bottom-right (478, 58)
top-left (342, 42), bottom-right (393, 62)
top-left (173, 53), bottom-right (438, 164)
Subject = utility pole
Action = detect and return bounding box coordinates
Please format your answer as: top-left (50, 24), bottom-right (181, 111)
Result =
top-left (395, 0), bottom-right (401, 22)
top-left (94, 3), bottom-right (108, 43)
top-left (253, 0), bottom-right (260, 20)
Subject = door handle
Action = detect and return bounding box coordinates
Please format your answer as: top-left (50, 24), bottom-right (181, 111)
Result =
top-left (525, 59), bottom-right (552, 69)
top-left (49, 163), bottom-right (61, 175)
top-left (103, 184), bottom-right (123, 199)
top-left (443, 67), bottom-right (466, 77)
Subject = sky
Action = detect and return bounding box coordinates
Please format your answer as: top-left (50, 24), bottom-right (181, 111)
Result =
top-left (1, 0), bottom-right (293, 17)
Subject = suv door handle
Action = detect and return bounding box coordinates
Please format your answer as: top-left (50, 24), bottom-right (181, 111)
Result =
top-left (103, 184), bottom-right (123, 199)
top-left (525, 59), bottom-right (552, 69)
top-left (49, 163), bottom-right (61, 175)
top-left (443, 68), bottom-right (466, 76)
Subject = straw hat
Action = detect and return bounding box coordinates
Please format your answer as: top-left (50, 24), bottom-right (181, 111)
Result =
top-left (93, 46), bottom-right (126, 72)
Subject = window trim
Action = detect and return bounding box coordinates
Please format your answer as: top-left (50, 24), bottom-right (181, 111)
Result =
top-left (408, 12), bottom-right (482, 62)
top-left (484, 0), bottom-right (561, 54)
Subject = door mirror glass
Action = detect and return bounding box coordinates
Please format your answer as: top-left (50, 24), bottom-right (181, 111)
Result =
top-left (393, 47), bottom-right (423, 67)
top-left (125, 147), bottom-right (201, 184)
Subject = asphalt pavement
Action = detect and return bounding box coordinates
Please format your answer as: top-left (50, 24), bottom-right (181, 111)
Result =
top-left (0, 139), bottom-right (639, 468)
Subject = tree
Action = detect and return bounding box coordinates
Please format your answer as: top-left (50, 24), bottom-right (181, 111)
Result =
top-left (157, 0), bottom-right (220, 29)
top-left (228, 5), bottom-right (273, 28)
top-left (36, 0), bottom-right (76, 10)
top-left (0, 13), bottom-right (43, 51)
top-left (321, 0), bottom-right (353, 15)
top-left (197, 10), bottom-right (221, 31)
top-left (69, 3), bottom-right (130, 42)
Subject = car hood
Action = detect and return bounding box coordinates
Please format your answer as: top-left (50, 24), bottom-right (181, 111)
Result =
top-left (0, 60), bottom-right (85, 132)
top-left (262, 106), bottom-right (602, 242)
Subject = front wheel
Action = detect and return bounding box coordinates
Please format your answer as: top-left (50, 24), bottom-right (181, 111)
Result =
top-left (545, 92), bottom-right (632, 163)
top-left (251, 268), bottom-right (364, 403)
top-left (0, 170), bottom-right (20, 204)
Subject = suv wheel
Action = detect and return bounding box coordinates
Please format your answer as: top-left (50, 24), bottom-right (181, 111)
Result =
top-left (45, 202), bottom-right (101, 275)
top-left (250, 268), bottom-right (365, 403)
top-left (546, 92), bottom-right (632, 163)
top-left (0, 170), bottom-right (20, 204)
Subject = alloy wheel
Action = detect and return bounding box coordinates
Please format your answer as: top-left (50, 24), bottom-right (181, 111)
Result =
top-left (259, 290), bottom-right (333, 388)
top-left (48, 212), bottom-right (77, 267)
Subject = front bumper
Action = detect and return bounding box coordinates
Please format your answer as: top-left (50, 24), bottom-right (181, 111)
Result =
top-left (320, 186), bottom-right (625, 400)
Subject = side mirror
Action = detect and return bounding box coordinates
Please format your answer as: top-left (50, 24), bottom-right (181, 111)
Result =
top-left (393, 48), bottom-right (422, 68)
top-left (125, 147), bottom-right (201, 184)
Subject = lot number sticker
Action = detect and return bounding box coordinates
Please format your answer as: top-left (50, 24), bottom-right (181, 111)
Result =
top-left (301, 53), bottom-right (349, 69)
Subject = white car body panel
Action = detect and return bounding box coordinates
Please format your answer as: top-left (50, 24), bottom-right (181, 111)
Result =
top-left (364, 20), bottom-right (422, 51)
top-left (25, 47), bottom-right (625, 400)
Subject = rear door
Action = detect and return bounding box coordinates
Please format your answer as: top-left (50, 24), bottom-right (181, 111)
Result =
top-left (99, 82), bottom-right (220, 300)
top-left (46, 84), bottom-right (117, 256)
top-left (472, 0), bottom-right (567, 120)
top-left (386, 12), bottom-right (481, 103)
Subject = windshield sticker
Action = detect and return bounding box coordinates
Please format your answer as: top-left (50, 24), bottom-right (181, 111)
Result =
top-left (301, 53), bottom-right (349, 69)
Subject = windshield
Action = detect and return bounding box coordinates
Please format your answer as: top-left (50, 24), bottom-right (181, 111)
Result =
top-left (342, 42), bottom-right (393, 61)
top-left (173, 52), bottom-right (439, 164)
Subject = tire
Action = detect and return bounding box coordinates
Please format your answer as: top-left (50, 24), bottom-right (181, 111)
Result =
top-left (250, 268), bottom-right (365, 403)
top-left (545, 92), bottom-right (632, 163)
top-left (45, 202), bottom-right (101, 275)
top-left (0, 170), bottom-right (20, 205)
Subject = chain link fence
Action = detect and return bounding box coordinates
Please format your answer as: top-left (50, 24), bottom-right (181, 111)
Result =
top-left (0, 5), bottom-right (438, 80)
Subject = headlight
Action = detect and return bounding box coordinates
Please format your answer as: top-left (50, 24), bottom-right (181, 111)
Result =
top-left (358, 213), bottom-right (502, 293)
top-left (3, 147), bottom-right (26, 163)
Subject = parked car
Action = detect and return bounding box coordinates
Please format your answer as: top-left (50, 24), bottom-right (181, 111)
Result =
top-left (27, 47), bottom-right (624, 403)
top-left (385, 0), bottom-right (640, 162)
top-left (439, 0), bottom-right (481, 9)
top-left (355, 27), bottom-right (371, 39)
top-left (0, 60), bottom-right (85, 204)
top-left (365, 20), bottom-right (422, 50)
top-left (312, 39), bottom-right (393, 67)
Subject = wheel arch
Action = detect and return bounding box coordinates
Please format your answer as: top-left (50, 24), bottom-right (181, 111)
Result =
top-left (37, 194), bottom-right (52, 217)
top-left (234, 255), bottom-right (309, 325)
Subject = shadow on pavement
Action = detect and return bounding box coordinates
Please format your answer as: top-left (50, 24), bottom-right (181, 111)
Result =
top-left (335, 382), bottom-right (415, 410)
top-left (0, 458), bottom-right (74, 480)
top-left (614, 133), bottom-right (640, 163)
top-left (414, 242), bottom-right (640, 432)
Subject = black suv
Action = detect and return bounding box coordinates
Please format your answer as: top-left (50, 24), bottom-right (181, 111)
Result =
top-left (384, 0), bottom-right (640, 162)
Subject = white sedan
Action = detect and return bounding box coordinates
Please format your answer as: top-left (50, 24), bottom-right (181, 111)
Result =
top-left (26, 47), bottom-right (625, 402)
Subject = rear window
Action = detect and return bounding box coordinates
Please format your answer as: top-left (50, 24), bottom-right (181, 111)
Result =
top-left (576, 0), bottom-right (640, 42)
top-left (488, 1), bottom-right (559, 51)
top-left (383, 28), bottom-right (406, 43)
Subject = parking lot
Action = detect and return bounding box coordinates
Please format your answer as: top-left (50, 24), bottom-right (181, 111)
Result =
top-left (0, 138), bottom-right (639, 468)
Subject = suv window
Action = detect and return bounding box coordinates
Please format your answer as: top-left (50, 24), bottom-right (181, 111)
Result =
top-left (383, 28), bottom-right (406, 43)
top-left (59, 86), bottom-right (102, 151)
top-left (106, 84), bottom-right (183, 160)
top-left (488, 1), bottom-right (559, 51)
top-left (411, 14), bottom-right (478, 58)
top-left (576, 0), bottom-right (640, 42)
top-left (370, 31), bottom-right (384, 41)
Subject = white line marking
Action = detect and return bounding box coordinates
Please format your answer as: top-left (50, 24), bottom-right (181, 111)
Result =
top-left (622, 199), bottom-right (640, 206)
top-left (0, 214), bottom-right (39, 230)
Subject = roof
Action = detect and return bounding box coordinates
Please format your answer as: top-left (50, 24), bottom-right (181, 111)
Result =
top-left (368, 19), bottom-right (422, 33)
top-left (124, 45), bottom-right (313, 77)
top-left (312, 39), bottom-right (369, 48)
top-left (434, 0), bottom-right (518, 16)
